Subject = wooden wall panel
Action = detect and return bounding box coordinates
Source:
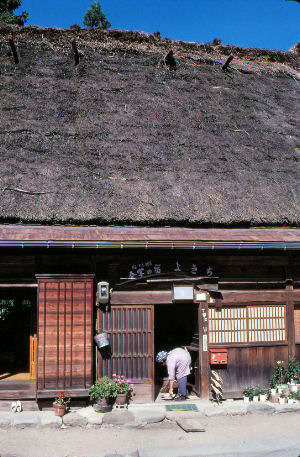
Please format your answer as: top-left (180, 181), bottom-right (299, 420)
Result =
top-left (36, 275), bottom-right (94, 396)
top-left (210, 345), bottom-right (289, 397)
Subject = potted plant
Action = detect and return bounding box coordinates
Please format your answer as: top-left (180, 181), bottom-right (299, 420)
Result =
top-left (288, 392), bottom-right (296, 404)
top-left (274, 360), bottom-right (287, 391)
top-left (279, 390), bottom-right (286, 405)
top-left (111, 374), bottom-right (134, 406)
top-left (242, 385), bottom-right (254, 403)
top-left (269, 378), bottom-right (276, 396)
top-left (53, 391), bottom-right (71, 416)
top-left (255, 385), bottom-right (266, 402)
top-left (89, 376), bottom-right (114, 412)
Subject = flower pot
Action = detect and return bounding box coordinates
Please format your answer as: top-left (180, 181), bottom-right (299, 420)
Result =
top-left (115, 393), bottom-right (128, 406)
top-left (289, 384), bottom-right (298, 393)
top-left (53, 403), bottom-right (67, 417)
top-left (288, 399), bottom-right (294, 404)
top-left (270, 389), bottom-right (276, 396)
top-left (279, 397), bottom-right (286, 405)
top-left (259, 394), bottom-right (266, 402)
top-left (243, 396), bottom-right (250, 403)
top-left (253, 396), bottom-right (259, 402)
top-left (93, 397), bottom-right (113, 413)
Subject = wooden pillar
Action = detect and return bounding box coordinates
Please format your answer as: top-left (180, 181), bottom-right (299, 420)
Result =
top-left (199, 300), bottom-right (209, 399)
top-left (286, 280), bottom-right (295, 360)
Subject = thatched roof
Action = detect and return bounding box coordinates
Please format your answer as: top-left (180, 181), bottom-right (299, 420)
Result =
top-left (0, 24), bottom-right (299, 227)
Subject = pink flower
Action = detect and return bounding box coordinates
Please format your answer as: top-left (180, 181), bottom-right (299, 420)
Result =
top-left (130, 384), bottom-right (134, 388)
top-left (126, 379), bottom-right (131, 383)
top-left (112, 373), bottom-right (116, 377)
top-left (121, 375), bottom-right (125, 378)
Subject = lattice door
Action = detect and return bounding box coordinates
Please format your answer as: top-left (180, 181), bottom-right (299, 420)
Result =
top-left (99, 305), bottom-right (154, 381)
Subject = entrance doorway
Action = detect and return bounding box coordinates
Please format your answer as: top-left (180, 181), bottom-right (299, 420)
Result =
top-left (0, 288), bottom-right (37, 381)
top-left (154, 303), bottom-right (199, 399)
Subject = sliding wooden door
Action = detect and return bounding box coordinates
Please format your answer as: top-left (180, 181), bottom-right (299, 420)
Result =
top-left (36, 274), bottom-right (94, 398)
top-left (98, 305), bottom-right (154, 402)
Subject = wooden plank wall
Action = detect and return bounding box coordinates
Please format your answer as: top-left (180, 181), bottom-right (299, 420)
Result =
top-left (36, 275), bottom-right (94, 397)
top-left (209, 345), bottom-right (289, 397)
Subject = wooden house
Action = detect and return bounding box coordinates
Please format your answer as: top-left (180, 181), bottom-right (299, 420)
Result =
top-left (0, 24), bottom-right (299, 403)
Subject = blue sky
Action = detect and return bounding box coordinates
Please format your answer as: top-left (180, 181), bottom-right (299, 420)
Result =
top-left (17, 0), bottom-right (299, 51)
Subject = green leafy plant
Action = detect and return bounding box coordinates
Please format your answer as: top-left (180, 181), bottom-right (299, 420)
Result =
top-left (54, 391), bottom-right (71, 406)
top-left (286, 359), bottom-right (300, 382)
top-left (243, 385), bottom-right (254, 400)
top-left (89, 376), bottom-right (114, 400)
top-left (83, 1), bottom-right (111, 29)
top-left (254, 385), bottom-right (266, 396)
top-left (279, 390), bottom-right (286, 399)
top-left (270, 360), bottom-right (286, 387)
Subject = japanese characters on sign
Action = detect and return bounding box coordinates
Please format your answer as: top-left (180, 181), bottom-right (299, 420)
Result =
top-left (126, 261), bottom-right (214, 279)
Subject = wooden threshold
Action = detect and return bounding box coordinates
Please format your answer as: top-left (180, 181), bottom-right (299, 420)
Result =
top-left (0, 380), bottom-right (36, 400)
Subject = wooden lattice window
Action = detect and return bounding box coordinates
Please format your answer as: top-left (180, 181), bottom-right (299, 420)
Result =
top-left (208, 305), bottom-right (286, 345)
top-left (100, 305), bottom-right (154, 380)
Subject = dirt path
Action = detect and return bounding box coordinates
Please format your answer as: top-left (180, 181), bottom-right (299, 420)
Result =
top-left (1, 413), bottom-right (300, 457)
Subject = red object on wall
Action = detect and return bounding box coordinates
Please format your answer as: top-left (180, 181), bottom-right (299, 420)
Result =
top-left (209, 348), bottom-right (228, 365)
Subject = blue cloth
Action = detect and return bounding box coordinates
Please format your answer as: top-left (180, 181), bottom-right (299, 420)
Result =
top-left (177, 375), bottom-right (187, 397)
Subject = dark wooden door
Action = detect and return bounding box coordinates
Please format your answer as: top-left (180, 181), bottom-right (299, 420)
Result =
top-left (99, 305), bottom-right (154, 402)
top-left (36, 274), bottom-right (94, 398)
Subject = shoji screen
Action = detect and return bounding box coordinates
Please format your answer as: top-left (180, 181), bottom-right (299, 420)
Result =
top-left (209, 305), bottom-right (287, 345)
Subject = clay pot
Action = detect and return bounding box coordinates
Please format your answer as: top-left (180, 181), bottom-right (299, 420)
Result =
top-left (115, 393), bottom-right (128, 406)
top-left (53, 403), bottom-right (66, 417)
top-left (93, 397), bottom-right (113, 413)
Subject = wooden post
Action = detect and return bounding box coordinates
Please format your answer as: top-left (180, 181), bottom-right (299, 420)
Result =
top-left (286, 280), bottom-right (295, 360)
top-left (71, 39), bottom-right (80, 66)
top-left (222, 55), bottom-right (233, 71)
top-left (199, 300), bottom-right (209, 399)
top-left (8, 35), bottom-right (19, 64)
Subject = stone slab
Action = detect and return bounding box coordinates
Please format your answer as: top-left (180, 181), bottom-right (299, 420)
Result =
top-left (102, 410), bottom-right (135, 425)
top-left (133, 410), bottom-right (165, 424)
top-left (166, 411), bottom-right (204, 422)
top-left (0, 412), bottom-right (12, 427)
top-left (226, 405), bottom-right (248, 416)
top-left (62, 412), bottom-right (88, 427)
top-left (13, 412), bottom-right (39, 428)
top-left (275, 404), bottom-right (300, 413)
top-left (40, 412), bottom-right (62, 428)
top-left (204, 407), bottom-right (227, 417)
top-left (87, 412), bottom-right (104, 425)
top-left (247, 403), bottom-right (275, 415)
top-left (176, 418), bottom-right (206, 432)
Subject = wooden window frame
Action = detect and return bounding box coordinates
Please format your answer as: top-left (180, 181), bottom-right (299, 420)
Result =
top-left (208, 303), bottom-right (287, 347)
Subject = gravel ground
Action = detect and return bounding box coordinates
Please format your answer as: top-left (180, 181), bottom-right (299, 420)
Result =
top-left (1, 411), bottom-right (300, 457)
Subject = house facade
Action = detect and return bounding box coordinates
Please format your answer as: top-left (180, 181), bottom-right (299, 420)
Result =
top-left (0, 25), bottom-right (299, 403)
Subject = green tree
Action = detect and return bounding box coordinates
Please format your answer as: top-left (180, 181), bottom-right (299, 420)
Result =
top-left (0, 0), bottom-right (28, 25)
top-left (83, 1), bottom-right (111, 29)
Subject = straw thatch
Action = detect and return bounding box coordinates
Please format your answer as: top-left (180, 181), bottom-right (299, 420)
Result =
top-left (0, 24), bottom-right (299, 226)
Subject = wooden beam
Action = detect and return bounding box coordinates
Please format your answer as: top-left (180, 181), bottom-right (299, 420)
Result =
top-left (199, 301), bottom-right (209, 399)
top-left (0, 283), bottom-right (37, 288)
top-left (111, 290), bottom-right (172, 304)
top-left (71, 39), bottom-right (80, 66)
top-left (221, 290), bottom-right (300, 303)
top-left (8, 35), bottom-right (19, 64)
top-left (0, 224), bottom-right (300, 243)
top-left (286, 281), bottom-right (296, 360)
top-left (222, 55), bottom-right (234, 71)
